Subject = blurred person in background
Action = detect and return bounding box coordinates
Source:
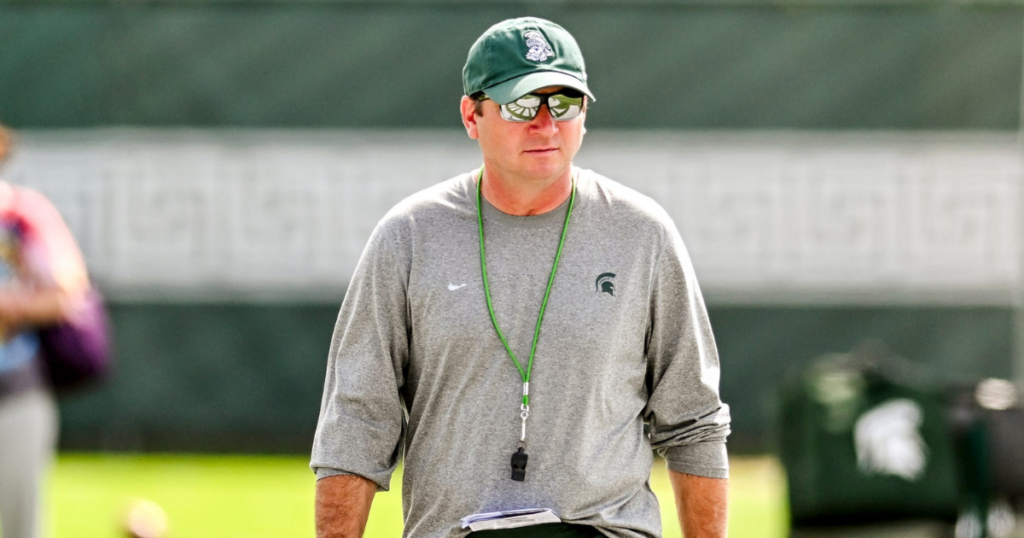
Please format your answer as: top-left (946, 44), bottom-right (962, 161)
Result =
top-left (312, 17), bottom-right (730, 538)
top-left (0, 122), bottom-right (92, 538)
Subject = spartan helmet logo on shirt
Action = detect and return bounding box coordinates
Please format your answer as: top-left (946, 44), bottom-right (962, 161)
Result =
top-left (854, 399), bottom-right (929, 481)
top-left (596, 273), bottom-right (616, 296)
top-left (523, 30), bottom-right (555, 62)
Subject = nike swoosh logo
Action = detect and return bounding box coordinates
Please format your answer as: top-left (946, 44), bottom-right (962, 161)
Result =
top-left (448, 283), bottom-right (468, 291)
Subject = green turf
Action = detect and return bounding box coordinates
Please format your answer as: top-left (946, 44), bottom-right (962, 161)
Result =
top-left (44, 454), bottom-right (787, 538)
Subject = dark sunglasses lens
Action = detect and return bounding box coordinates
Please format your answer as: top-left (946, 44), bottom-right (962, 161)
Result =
top-left (498, 93), bottom-right (585, 122)
top-left (500, 95), bottom-right (543, 122)
top-left (547, 94), bottom-right (584, 120)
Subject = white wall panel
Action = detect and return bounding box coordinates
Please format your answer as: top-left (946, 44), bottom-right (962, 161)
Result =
top-left (4, 129), bottom-right (1020, 304)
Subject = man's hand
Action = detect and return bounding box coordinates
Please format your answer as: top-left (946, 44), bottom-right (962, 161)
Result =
top-left (315, 474), bottom-right (377, 538)
top-left (669, 470), bottom-right (728, 538)
top-left (0, 287), bottom-right (78, 330)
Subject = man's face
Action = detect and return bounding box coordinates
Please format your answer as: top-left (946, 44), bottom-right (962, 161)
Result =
top-left (461, 86), bottom-right (586, 183)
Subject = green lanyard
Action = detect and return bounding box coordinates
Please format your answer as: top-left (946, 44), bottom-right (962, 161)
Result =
top-left (476, 168), bottom-right (576, 444)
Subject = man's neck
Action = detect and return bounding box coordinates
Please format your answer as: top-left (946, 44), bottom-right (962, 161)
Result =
top-left (480, 166), bottom-right (574, 216)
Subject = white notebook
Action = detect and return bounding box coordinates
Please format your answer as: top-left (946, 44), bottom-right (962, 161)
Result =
top-left (461, 508), bottom-right (562, 532)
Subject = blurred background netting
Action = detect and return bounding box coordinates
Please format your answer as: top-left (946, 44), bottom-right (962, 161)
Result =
top-left (2, 0), bottom-right (1023, 537)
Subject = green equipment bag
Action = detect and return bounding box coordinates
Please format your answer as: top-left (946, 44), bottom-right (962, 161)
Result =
top-left (780, 350), bottom-right (960, 527)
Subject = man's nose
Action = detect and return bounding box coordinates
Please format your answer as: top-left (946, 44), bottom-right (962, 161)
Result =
top-left (530, 103), bottom-right (558, 133)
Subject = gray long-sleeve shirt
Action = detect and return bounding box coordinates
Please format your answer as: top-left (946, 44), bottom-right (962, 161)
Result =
top-left (311, 168), bottom-right (730, 538)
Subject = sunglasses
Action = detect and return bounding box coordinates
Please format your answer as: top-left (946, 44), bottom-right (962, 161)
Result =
top-left (480, 90), bottom-right (586, 122)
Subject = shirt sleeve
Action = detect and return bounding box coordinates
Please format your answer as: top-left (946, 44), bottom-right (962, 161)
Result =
top-left (310, 218), bottom-right (410, 491)
top-left (643, 224), bottom-right (731, 479)
top-left (11, 186), bottom-right (90, 293)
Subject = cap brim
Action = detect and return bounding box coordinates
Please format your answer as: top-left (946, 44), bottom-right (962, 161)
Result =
top-left (483, 71), bottom-right (595, 105)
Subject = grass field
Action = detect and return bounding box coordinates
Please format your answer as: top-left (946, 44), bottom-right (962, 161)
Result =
top-left (45, 454), bottom-right (787, 538)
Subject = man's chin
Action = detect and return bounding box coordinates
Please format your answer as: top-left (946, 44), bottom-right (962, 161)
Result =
top-left (518, 157), bottom-right (570, 178)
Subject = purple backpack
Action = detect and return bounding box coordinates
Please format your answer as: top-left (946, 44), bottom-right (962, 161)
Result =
top-left (40, 289), bottom-right (112, 391)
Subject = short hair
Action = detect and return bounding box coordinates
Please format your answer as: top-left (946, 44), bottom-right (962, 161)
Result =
top-left (470, 92), bottom-right (487, 116)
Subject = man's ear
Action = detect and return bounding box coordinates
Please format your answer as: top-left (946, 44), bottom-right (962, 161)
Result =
top-left (460, 96), bottom-right (479, 140)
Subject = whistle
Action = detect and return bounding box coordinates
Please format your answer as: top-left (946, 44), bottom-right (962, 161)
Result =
top-left (510, 447), bottom-right (528, 481)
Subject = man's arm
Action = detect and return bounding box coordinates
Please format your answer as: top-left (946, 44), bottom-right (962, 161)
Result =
top-left (0, 287), bottom-right (77, 329)
top-left (669, 471), bottom-right (728, 538)
top-left (311, 218), bottom-right (409, 511)
top-left (315, 474), bottom-right (377, 538)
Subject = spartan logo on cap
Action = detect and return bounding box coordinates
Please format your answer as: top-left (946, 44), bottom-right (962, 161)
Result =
top-left (595, 273), bottom-right (616, 296)
top-left (524, 30), bottom-right (555, 62)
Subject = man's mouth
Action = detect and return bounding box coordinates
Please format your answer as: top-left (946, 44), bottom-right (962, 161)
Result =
top-left (524, 148), bottom-right (558, 154)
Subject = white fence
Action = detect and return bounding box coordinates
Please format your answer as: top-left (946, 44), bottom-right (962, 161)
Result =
top-left (6, 129), bottom-right (1021, 304)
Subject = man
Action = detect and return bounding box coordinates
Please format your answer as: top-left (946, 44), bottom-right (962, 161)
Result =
top-left (312, 17), bottom-right (731, 538)
top-left (0, 123), bottom-right (92, 538)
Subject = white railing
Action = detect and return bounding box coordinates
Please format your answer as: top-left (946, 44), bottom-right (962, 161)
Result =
top-left (5, 129), bottom-right (1021, 304)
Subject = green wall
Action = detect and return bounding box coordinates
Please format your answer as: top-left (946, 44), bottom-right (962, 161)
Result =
top-left (57, 302), bottom-right (1014, 454)
top-left (1, 3), bottom-right (1020, 129)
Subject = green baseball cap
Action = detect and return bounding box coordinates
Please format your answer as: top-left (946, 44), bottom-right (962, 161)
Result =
top-left (463, 17), bottom-right (595, 106)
